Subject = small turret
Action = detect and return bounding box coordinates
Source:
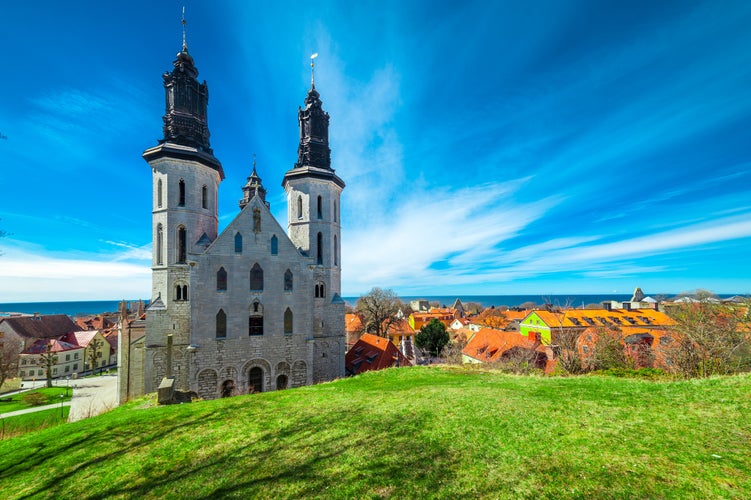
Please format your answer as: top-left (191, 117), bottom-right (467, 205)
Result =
top-left (240, 156), bottom-right (268, 209)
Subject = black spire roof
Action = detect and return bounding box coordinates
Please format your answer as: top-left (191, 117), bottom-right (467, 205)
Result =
top-left (240, 157), bottom-right (268, 209)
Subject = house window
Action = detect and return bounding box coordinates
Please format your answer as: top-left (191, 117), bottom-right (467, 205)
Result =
top-left (202, 185), bottom-right (208, 209)
top-left (21, 358), bottom-right (27, 366)
top-left (250, 263), bottom-right (263, 291)
top-left (157, 179), bottom-right (163, 208)
top-left (284, 308), bottom-right (293, 334)
top-left (177, 226), bottom-right (187, 264)
top-left (66, 354), bottom-right (70, 361)
top-left (178, 179), bottom-right (186, 206)
top-left (317, 232), bottom-right (323, 265)
top-left (156, 224), bottom-right (164, 265)
top-left (74, 353), bottom-right (79, 360)
top-left (297, 196), bottom-right (303, 219)
top-left (249, 301), bottom-right (263, 336)
top-left (73, 363), bottom-right (78, 370)
top-left (53, 368), bottom-right (58, 375)
top-left (235, 232), bottom-right (243, 253)
top-left (217, 267), bottom-right (228, 291)
top-left (20, 371), bottom-right (25, 377)
top-left (317, 195), bottom-right (323, 219)
top-left (270, 235), bottom-right (278, 255)
top-left (315, 281), bottom-right (326, 298)
top-left (284, 269), bottom-right (293, 292)
top-left (65, 365), bottom-right (70, 372)
top-left (216, 310), bottom-right (227, 338)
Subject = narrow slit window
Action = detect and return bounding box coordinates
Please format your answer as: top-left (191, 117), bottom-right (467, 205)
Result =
top-left (178, 179), bottom-right (186, 206)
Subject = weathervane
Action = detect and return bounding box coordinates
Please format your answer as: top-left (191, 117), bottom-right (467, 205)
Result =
top-left (310, 52), bottom-right (319, 87)
top-left (181, 6), bottom-right (188, 51)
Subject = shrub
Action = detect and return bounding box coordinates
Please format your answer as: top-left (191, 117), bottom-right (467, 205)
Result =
top-left (21, 392), bottom-right (48, 406)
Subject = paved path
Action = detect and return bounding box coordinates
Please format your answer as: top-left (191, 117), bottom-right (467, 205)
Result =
top-left (68, 375), bottom-right (118, 422)
top-left (0, 402), bottom-right (71, 419)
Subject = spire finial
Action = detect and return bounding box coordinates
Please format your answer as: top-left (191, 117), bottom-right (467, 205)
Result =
top-left (252, 153), bottom-right (257, 172)
top-left (181, 6), bottom-right (188, 51)
top-left (310, 52), bottom-right (318, 88)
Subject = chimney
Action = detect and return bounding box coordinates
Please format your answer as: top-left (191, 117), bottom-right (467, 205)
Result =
top-left (602, 302), bottom-right (612, 311)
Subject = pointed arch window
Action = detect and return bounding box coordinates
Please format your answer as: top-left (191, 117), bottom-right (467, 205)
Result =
top-left (334, 235), bottom-right (338, 266)
top-left (250, 263), bottom-right (264, 291)
top-left (317, 232), bottom-right (323, 265)
top-left (270, 235), bottom-right (278, 255)
top-left (315, 281), bottom-right (326, 298)
top-left (317, 195), bottom-right (323, 219)
top-left (235, 232), bottom-right (243, 253)
top-left (157, 179), bottom-right (163, 208)
top-left (217, 267), bottom-right (228, 291)
top-left (284, 308), bottom-right (293, 335)
top-left (297, 196), bottom-right (303, 219)
top-left (175, 284), bottom-right (188, 301)
top-left (178, 179), bottom-right (186, 206)
top-left (177, 226), bottom-right (187, 264)
top-left (202, 185), bottom-right (208, 209)
top-left (284, 269), bottom-right (293, 292)
top-left (216, 309), bottom-right (227, 339)
top-left (156, 224), bottom-right (163, 265)
top-left (249, 301), bottom-right (263, 336)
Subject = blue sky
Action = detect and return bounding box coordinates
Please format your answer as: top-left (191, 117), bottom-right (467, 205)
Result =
top-left (1, 0), bottom-right (750, 302)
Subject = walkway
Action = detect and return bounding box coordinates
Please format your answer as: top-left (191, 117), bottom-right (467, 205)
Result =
top-left (67, 374), bottom-right (118, 422)
top-left (1, 401), bottom-right (71, 419)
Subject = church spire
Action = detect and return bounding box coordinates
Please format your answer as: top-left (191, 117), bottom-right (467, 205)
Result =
top-left (240, 154), bottom-right (268, 209)
top-left (295, 54), bottom-right (331, 170)
top-left (160, 8), bottom-right (212, 153)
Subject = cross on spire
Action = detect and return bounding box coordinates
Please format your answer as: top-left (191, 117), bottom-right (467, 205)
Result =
top-left (310, 52), bottom-right (318, 88)
top-left (181, 6), bottom-right (188, 52)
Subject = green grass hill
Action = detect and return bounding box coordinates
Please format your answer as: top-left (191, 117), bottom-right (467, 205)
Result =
top-left (1, 367), bottom-right (750, 499)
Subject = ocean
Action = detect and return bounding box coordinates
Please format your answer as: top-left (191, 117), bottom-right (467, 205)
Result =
top-left (0, 293), bottom-right (707, 317)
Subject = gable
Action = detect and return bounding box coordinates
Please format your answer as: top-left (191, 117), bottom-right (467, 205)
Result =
top-left (204, 196), bottom-right (300, 258)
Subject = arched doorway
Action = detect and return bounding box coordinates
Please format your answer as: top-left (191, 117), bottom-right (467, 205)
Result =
top-left (221, 380), bottom-right (235, 398)
top-left (276, 374), bottom-right (288, 390)
top-left (249, 367), bottom-right (263, 393)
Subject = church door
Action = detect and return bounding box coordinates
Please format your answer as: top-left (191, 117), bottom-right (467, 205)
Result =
top-left (249, 367), bottom-right (263, 393)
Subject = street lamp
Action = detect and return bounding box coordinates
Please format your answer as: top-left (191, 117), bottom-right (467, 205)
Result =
top-left (59, 394), bottom-right (64, 420)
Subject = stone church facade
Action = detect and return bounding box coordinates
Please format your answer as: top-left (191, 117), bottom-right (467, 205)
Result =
top-left (133, 35), bottom-right (345, 400)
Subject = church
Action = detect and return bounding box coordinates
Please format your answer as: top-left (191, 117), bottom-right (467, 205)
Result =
top-left (132, 30), bottom-right (346, 400)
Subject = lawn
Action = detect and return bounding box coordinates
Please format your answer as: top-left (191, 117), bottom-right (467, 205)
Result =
top-left (1, 407), bottom-right (70, 440)
top-left (0, 367), bottom-right (749, 499)
top-left (0, 387), bottom-right (72, 414)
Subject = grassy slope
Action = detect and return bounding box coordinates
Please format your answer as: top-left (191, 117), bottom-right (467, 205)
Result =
top-left (0, 367), bottom-right (749, 499)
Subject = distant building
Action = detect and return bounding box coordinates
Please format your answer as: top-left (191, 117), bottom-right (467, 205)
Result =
top-left (461, 328), bottom-right (549, 370)
top-left (18, 339), bottom-right (84, 381)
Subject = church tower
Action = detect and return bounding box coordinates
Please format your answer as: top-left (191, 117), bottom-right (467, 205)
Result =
top-left (141, 20), bottom-right (224, 393)
top-left (283, 57), bottom-right (346, 382)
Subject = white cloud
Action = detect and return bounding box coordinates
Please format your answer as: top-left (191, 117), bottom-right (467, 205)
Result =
top-left (0, 245), bottom-right (150, 302)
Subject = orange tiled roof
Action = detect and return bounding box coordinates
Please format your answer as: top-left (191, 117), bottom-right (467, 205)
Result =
top-left (504, 310), bottom-right (530, 321)
top-left (345, 313), bottom-right (363, 334)
top-left (529, 308), bottom-right (675, 328)
top-left (386, 318), bottom-right (415, 336)
top-left (462, 328), bottom-right (541, 363)
top-left (345, 333), bottom-right (411, 375)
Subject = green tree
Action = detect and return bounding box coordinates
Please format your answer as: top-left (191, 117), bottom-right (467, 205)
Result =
top-left (415, 319), bottom-right (450, 357)
top-left (355, 288), bottom-right (403, 338)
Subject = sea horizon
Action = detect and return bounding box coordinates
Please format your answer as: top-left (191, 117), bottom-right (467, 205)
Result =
top-left (1, 292), bottom-right (746, 317)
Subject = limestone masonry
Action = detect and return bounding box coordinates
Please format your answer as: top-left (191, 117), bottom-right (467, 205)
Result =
top-left (124, 32), bottom-right (345, 400)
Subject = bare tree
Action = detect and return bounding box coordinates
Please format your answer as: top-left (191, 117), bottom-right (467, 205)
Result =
top-left (0, 341), bottom-right (20, 389)
top-left (669, 298), bottom-right (750, 377)
top-left (37, 341), bottom-right (58, 388)
top-left (355, 288), bottom-right (403, 338)
top-left (87, 338), bottom-right (104, 373)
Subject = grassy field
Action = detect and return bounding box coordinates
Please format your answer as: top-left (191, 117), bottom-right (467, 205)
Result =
top-left (0, 367), bottom-right (749, 499)
top-left (1, 407), bottom-right (70, 440)
top-left (0, 387), bottom-right (72, 414)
